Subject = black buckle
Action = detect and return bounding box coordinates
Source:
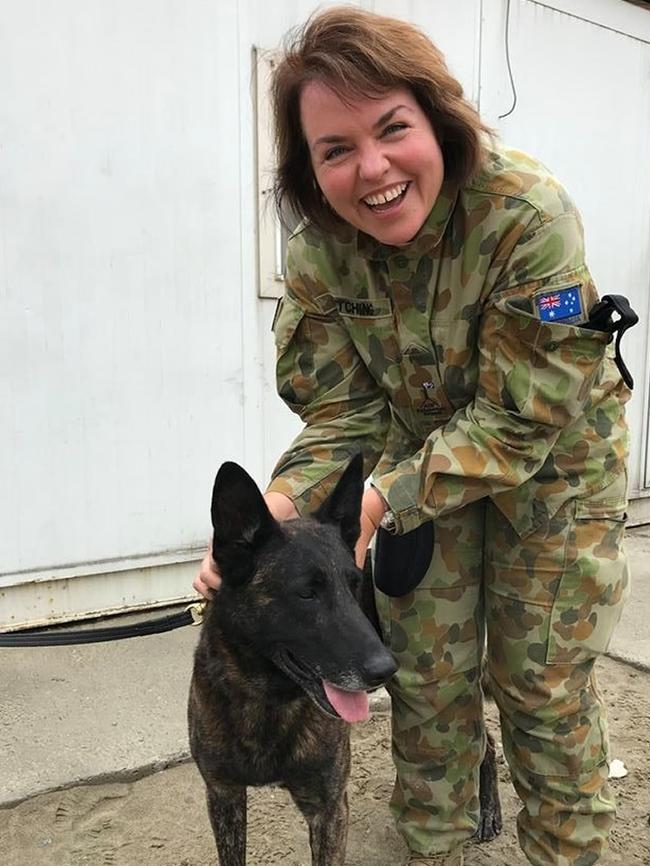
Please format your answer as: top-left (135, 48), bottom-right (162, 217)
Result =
top-left (586, 294), bottom-right (638, 389)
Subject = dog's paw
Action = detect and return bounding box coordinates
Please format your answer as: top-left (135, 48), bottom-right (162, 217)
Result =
top-left (473, 804), bottom-right (503, 843)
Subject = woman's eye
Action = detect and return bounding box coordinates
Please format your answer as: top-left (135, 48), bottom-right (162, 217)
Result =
top-left (383, 122), bottom-right (407, 136)
top-left (324, 145), bottom-right (348, 161)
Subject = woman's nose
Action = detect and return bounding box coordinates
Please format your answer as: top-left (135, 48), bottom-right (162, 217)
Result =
top-left (357, 142), bottom-right (389, 182)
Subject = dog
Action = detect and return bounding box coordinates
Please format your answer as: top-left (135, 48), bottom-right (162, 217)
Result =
top-left (188, 454), bottom-right (501, 866)
top-left (188, 454), bottom-right (398, 866)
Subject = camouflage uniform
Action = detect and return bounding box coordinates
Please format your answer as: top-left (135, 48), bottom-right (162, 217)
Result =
top-left (267, 144), bottom-right (631, 865)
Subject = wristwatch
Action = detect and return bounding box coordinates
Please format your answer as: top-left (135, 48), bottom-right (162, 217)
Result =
top-left (380, 509), bottom-right (397, 534)
top-left (372, 486), bottom-right (397, 534)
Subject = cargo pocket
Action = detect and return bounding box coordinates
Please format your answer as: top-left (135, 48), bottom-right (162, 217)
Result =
top-left (546, 471), bottom-right (630, 665)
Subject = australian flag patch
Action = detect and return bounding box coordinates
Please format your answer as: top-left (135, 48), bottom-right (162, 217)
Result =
top-left (534, 285), bottom-right (584, 324)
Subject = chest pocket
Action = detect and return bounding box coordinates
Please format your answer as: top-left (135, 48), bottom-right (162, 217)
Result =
top-left (429, 316), bottom-right (480, 412)
top-left (333, 298), bottom-right (400, 385)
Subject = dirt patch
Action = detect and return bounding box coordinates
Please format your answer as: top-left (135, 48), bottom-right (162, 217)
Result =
top-left (2, 656), bottom-right (650, 865)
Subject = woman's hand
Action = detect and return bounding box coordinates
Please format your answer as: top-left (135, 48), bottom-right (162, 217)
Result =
top-left (193, 550), bottom-right (222, 599)
top-left (354, 487), bottom-right (388, 568)
top-left (192, 491), bottom-right (299, 599)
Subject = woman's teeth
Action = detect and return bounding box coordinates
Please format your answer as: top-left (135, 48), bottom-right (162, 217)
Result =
top-left (364, 182), bottom-right (408, 208)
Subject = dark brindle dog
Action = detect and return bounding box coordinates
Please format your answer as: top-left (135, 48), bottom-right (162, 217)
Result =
top-left (188, 455), bottom-right (501, 866)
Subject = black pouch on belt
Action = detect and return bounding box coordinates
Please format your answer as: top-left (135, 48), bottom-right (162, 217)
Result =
top-left (373, 520), bottom-right (435, 597)
top-left (585, 294), bottom-right (639, 388)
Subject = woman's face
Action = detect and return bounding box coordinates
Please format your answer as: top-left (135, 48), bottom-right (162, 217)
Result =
top-left (299, 82), bottom-right (444, 246)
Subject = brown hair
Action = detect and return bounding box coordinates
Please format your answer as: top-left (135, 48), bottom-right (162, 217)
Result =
top-left (271, 5), bottom-right (492, 234)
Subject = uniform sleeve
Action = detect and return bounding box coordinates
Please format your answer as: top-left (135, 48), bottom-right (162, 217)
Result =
top-left (372, 211), bottom-right (610, 534)
top-left (265, 242), bottom-right (391, 513)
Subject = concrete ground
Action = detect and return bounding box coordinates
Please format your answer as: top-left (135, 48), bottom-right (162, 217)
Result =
top-left (1, 525), bottom-right (649, 808)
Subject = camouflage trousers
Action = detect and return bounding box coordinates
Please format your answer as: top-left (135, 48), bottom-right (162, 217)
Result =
top-left (374, 472), bottom-right (629, 865)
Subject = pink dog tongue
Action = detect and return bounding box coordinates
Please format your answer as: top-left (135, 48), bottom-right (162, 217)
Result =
top-left (323, 682), bottom-right (369, 723)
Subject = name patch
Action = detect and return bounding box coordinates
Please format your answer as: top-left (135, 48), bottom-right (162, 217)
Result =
top-left (534, 286), bottom-right (583, 323)
top-left (334, 297), bottom-right (392, 318)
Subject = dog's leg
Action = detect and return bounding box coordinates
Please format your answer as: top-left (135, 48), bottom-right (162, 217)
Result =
top-left (288, 784), bottom-right (349, 866)
top-left (205, 782), bottom-right (247, 866)
top-left (475, 730), bottom-right (502, 842)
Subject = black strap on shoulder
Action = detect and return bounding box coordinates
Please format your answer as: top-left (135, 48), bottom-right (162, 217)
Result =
top-left (586, 294), bottom-right (639, 389)
top-left (0, 604), bottom-right (204, 647)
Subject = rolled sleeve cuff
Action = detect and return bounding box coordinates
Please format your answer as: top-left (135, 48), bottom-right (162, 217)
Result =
top-left (265, 470), bottom-right (341, 516)
top-left (372, 468), bottom-right (430, 535)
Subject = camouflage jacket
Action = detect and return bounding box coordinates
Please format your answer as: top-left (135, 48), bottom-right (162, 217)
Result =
top-left (267, 144), bottom-right (630, 537)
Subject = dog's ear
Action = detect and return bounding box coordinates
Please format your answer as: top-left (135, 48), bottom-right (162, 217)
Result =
top-left (315, 452), bottom-right (364, 555)
top-left (210, 462), bottom-right (278, 585)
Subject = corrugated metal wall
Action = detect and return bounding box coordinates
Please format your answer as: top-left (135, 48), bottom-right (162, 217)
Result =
top-left (2, 0), bottom-right (648, 628)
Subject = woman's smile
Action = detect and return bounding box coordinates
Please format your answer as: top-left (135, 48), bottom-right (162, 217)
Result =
top-left (362, 180), bottom-right (410, 213)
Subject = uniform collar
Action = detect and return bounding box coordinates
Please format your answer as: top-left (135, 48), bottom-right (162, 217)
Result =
top-left (356, 180), bottom-right (458, 261)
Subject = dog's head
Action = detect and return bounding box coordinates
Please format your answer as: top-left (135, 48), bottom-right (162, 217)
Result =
top-left (209, 454), bottom-right (397, 722)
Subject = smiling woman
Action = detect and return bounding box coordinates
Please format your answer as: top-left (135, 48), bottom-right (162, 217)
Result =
top-left (196, 6), bottom-right (637, 866)
top-left (271, 8), bottom-right (491, 239)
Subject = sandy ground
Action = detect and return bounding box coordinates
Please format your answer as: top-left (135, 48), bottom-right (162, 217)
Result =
top-left (1, 656), bottom-right (650, 866)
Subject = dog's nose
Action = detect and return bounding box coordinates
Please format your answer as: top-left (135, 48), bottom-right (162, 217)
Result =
top-left (363, 648), bottom-right (398, 688)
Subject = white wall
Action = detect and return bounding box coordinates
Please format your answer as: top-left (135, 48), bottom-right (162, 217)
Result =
top-left (1, 2), bottom-right (251, 577)
top-left (1, 0), bottom-right (648, 627)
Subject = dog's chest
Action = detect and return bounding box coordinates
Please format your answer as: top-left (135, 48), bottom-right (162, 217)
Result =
top-left (191, 676), bottom-right (348, 788)
top-left (238, 719), bottom-right (339, 783)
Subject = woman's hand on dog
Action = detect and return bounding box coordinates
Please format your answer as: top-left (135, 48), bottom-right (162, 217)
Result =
top-left (193, 492), bottom-right (299, 598)
top-left (194, 550), bottom-right (222, 598)
top-left (193, 487), bottom-right (385, 596)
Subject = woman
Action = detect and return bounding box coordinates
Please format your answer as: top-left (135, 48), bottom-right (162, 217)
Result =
top-left (196, 7), bottom-right (633, 866)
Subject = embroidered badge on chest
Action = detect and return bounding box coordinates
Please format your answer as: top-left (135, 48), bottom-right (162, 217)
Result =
top-left (534, 285), bottom-right (584, 324)
top-left (418, 382), bottom-right (446, 416)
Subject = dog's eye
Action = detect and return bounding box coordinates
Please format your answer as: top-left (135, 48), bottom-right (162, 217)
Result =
top-left (297, 588), bottom-right (317, 600)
